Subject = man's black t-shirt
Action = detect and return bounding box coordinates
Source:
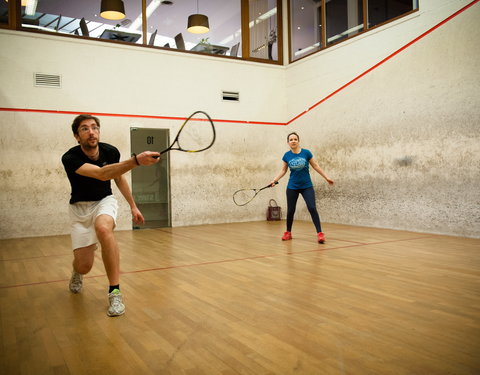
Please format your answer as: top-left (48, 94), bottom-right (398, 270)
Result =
top-left (62, 143), bottom-right (120, 204)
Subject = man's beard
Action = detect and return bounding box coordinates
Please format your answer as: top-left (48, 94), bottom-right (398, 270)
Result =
top-left (81, 137), bottom-right (98, 150)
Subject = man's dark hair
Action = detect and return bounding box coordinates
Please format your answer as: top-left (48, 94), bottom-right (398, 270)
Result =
top-left (71, 114), bottom-right (100, 135)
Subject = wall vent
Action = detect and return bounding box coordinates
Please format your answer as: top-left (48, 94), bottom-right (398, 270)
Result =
top-left (34, 73), bottom-right (61, 88)
top-left (222, 91), bottom-right (239, 102)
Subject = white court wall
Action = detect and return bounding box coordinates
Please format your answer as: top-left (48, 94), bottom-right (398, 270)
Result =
top-left (285, 0), bottom-right (480, 238)
top-left (0, 30), bottom-right (288, 239)
top-left (0, 0), bottom-right (479, 239)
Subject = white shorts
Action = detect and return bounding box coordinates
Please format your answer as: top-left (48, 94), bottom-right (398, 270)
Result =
top-left (69, 195), bottom-right (118, 250)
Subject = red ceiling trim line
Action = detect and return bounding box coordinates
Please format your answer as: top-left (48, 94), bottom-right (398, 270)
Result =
top-left (0, 0), bottom-right (477, 127)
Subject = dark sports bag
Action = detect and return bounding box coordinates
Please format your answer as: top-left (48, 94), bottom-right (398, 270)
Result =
top-left (267, 199), bottom-right (282, 221)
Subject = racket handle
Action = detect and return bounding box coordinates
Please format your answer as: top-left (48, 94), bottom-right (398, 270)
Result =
top-left (153, 150), bottom-right (167, 158)
top-left (158, 148), bottom-right (171, 156)
top-left (262, 181), bottom-right (278, 190)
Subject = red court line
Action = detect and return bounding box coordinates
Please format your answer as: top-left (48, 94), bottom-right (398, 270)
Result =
top-left (0, 234), bottom-right (432, 289)
top-left (286, 0), bottom-right (480, 125)
top-left (333, 234), bottom-right (434, 247)
top-left (328, 238), bottom-right (368, 245)
top-left (1, 0), bottom-right (477, 127)
top-left (0, 107), bottom-right (287, 126)
top-left (0, 244), bottom-right (362, 289)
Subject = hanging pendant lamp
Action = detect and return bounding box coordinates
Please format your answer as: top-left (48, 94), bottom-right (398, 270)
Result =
top-left (187, 0), bottom-right (209, 34)
top-left (100, 0), bottom-right (126, 20)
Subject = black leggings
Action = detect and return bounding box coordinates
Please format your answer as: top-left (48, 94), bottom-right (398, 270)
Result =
top-left (286, 187), bottom-right (322, 233)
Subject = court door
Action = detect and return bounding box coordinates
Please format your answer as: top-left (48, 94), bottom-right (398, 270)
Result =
top-left (130, 127), bottom-right (171, 229)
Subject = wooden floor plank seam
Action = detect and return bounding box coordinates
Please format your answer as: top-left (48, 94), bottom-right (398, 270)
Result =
top-left (0, 233), bottom-right (434, 289)
top-left (1, 222), bottom-right (479, 374)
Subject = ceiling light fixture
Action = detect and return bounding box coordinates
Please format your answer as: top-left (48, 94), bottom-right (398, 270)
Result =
top-left (100, 0), bottom-right (126, 20)
top-left (187, 0), bottom-right (209, 34)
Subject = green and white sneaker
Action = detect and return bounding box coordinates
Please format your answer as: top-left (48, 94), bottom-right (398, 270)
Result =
top-left (69, 271), bottom-right (83, 293)
top-left (107, 289), bottom-right (125, 317)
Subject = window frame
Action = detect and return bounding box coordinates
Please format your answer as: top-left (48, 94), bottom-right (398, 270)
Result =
top-left (288, 0), bottom-right (418, 64)
top-left (1, 0), bottom-right (283, 65)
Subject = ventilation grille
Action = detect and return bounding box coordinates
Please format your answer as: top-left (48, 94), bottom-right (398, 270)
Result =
top-left (34, 73), bottom-right (61, 88)
top-left (222, 91), bottom-right (239, 102)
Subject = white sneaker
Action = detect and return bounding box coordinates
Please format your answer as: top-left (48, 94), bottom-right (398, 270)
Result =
top-left (69, 271), bottom-right (83, 293)
top-left (107, 289), bottom-right (125, 317)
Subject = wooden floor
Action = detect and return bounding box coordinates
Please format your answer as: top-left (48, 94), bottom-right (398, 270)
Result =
top-left (0, 221), bottom-right (479, 375)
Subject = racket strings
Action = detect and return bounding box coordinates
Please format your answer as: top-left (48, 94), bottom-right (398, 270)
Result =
top-left (233, 189), bottom-right (257, 206)
top-left (176, 114), bottom-right (215, 152)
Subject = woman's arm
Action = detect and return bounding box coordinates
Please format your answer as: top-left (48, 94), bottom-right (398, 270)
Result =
top-left (270, 162), bottom-right (288, 186)
top-left (309, 158), bottom-right (334, 185)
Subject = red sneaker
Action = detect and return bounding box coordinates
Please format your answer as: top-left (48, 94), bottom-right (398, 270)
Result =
top-left (317, 232), bottom-right (325, 244)
top-left (281, 231), bottom-right (292, 241)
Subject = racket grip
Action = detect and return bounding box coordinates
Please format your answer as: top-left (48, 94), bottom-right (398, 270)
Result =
top-left (265, 181), bottom-right (278, 189)
top-left (153, 150), bottom-right (167, 158)
top-left (158, 149), bottom-right (170, 156)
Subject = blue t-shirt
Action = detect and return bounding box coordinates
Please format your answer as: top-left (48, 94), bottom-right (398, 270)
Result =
top-left (282, 148), bottom-right (313, 189)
